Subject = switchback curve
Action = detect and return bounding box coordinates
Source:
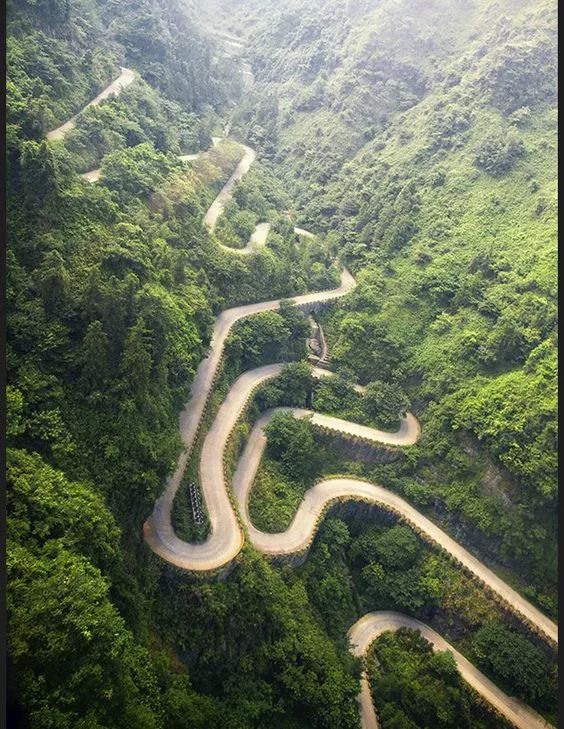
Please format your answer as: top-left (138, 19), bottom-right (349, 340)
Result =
top-left (216, 220), bottom-right (318, 255)
top-left (348, 612), bottom-right (554, 729)
top-left (228, 400), bottom-right (557, 643)
top-left (144, 138), bottom-right (557, 641)
top-left (203, 139), bottom-right (323, 252)
top-left (143, 268), bottom-right (357, 569)
top-left (81, 133), bottom-right (223, 183)
top-left (141, 120), bottom-right (558, 729)
top-left (218, 221), bottom-right (271, 255)
top-left (203, 143), bottom-right (257, 230)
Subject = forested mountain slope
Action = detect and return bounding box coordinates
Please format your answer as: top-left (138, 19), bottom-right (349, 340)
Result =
top-left (6, 0), bottom-right (232, 132)
top-left (6, 0), bottom-right (558, 727)
top-left (226, 0), bottom-right (558, 606)
top-left (6, 1), bottom-right (343, 725)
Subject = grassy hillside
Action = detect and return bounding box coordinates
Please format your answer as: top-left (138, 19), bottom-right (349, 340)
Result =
top-left (229, 0), bottom-right (556, 193)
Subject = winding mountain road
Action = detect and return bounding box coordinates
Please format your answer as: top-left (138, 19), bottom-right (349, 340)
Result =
top-left (41, 35), bottom-right (556, 725)
top-left (348, 612), bottom-right (554, 729)
top-left (140, 109), bottom-right (557, 728)
top-left (144, 268), bottom-right (357, 569)
top-left (203, 143), bottom-right (257, 230)
top-left (81, 136), bottom-right (222, 183)
top-left (146, 359), bottom-right (420, 571)
top-left (197, 382), bottom-right (557, 644)
top-left (234, 408), bottom-right (419, 554)
top-left (47, 67), bottom-right (136, 141)
top-left (201, 140), bottom-right (321, 252)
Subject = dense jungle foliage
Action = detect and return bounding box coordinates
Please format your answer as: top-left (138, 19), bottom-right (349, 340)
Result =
top-left (366, 629), bottom-right (513, 729)
top-left (6, 0), bottom-right (558, 727)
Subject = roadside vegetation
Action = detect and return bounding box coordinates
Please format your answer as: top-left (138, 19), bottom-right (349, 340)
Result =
top-left (6, 0), bottom-right (557, 726)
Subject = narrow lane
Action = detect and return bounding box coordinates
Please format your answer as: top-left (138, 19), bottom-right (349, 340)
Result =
top-left (348, 612), bottom-right (555, 729)
top-left (83, 148), bottom-right (206, 183)
top-left (231, 407), bottom-right (557, 644)
top-left (143, 268), bottom-right (357, 569)
top-left (203, 144), bottom-right (257, 230)
top-left (216, 222), bottom-right (271, 255)
top-left (145, 361), bottom-right (417, 572)
top-left (47, 67), bottom-right (136, 141)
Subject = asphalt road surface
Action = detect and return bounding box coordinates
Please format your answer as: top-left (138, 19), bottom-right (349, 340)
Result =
top-left (348, 612), bottom-right (555, 729)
